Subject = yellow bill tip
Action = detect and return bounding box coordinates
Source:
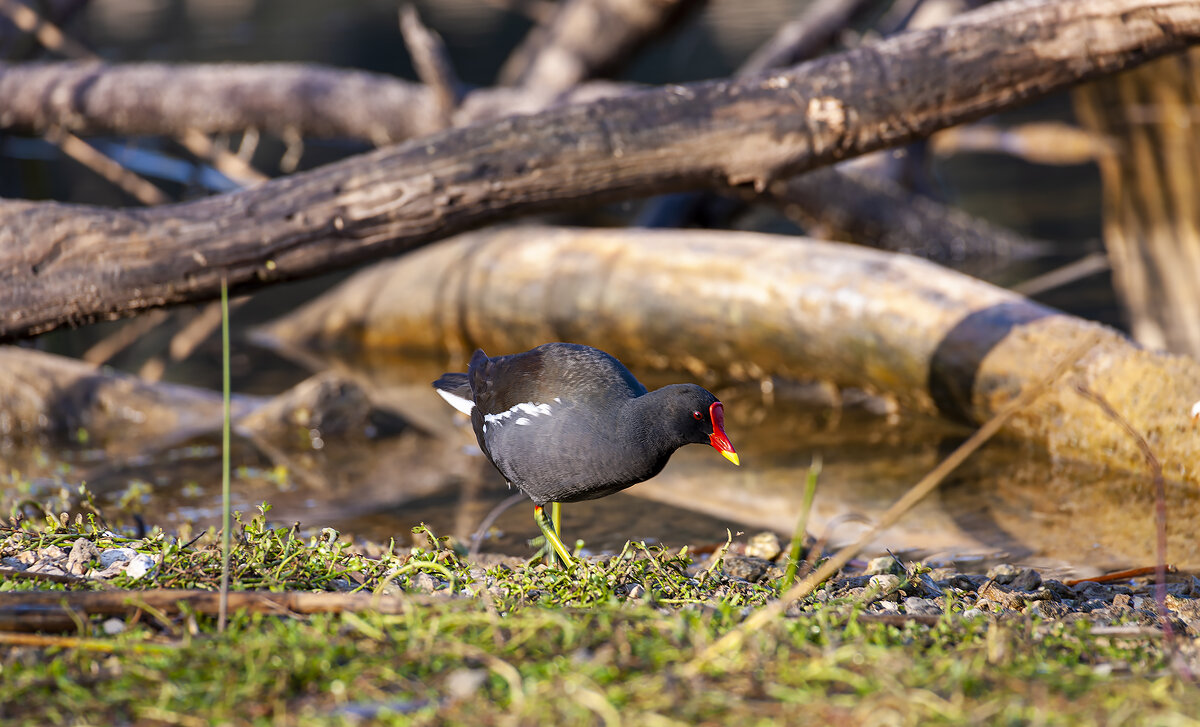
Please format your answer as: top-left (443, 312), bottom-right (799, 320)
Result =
top-left (720, 450), bottom-right (740, 466)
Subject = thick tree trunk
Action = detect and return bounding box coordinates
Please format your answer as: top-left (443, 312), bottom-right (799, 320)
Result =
top-left (2, 0), bottom-right (1199, 341)
top-left (258, 226), bottom-right (1200, 488)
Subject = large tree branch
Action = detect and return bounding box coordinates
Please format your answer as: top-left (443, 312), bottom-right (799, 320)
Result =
top-left (0, 62), bottom-right (444, 144)
top-left (0, 60), bottom-right (633, 141)
top-left (3, 0), bottom-right (1199, 340)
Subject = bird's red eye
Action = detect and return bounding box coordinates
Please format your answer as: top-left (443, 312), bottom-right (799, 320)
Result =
top-left (692, 411), bottom-right (703, 421)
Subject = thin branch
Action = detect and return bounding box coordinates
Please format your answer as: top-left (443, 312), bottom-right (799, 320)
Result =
top-left (43, 126), bottom-right (171, 205)
top-left (498, 0), bottom-right (705, 90)
top-left (399, 5), bottom-right (462, 127)
top-left (741, 0), bottom-right (877, 76)
top-left (177, 128), bottom-right (269, 186)
top-left (81, 309), bottom-right (170, 365)
top-left (1070, 385), bottom-right (1177, 649)
top-left (0, 0), bottom-right (91, 59)
top-left (478, 0), bottom-right (558, 24)
top-left (1011, 251), bottom-right (1111, 296)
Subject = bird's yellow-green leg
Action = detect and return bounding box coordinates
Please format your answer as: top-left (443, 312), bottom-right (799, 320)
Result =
top-left (534, 504), bottom-right (574, 567)
top-left (552, 501), bottom-right (562, 551)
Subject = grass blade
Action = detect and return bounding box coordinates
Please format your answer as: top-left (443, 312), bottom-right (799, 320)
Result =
top-left (218, 276), bottom-right (232, 631)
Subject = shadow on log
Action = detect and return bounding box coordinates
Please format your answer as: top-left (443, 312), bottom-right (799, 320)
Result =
top-left (256, 226), bottom-right (1200, 487)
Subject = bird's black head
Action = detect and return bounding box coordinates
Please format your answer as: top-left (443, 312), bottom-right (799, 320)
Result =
top-left (660, 384), bottom-right (740, 465)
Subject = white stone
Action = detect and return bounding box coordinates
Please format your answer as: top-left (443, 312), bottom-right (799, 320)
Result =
top-left (98, 548), bottom-right (137, 568)
top-left (124, 553), bottom-right (157, 580)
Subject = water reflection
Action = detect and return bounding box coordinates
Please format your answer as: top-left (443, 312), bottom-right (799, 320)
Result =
top-left (3, 353), bottom-right (1195, 578)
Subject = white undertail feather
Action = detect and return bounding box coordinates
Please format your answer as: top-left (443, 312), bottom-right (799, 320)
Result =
top-left (436, 388), bottom-right (475, 415)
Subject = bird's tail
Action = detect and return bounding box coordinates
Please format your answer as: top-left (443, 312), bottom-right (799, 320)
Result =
top-left (432, 372), bottom-right (474, 415)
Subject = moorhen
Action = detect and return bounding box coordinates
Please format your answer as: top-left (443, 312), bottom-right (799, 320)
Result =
top-left (433, 342), bottom-right (739, 565)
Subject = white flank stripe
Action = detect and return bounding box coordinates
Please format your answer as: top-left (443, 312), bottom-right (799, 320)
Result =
top-left (436, 388), bottom-right (475, 415)
top-left (484, 400), bottom-right (555, 428)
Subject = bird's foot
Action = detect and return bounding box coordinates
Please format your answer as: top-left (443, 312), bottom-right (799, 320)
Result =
top-left (534, 504), bottom-right (575, 568)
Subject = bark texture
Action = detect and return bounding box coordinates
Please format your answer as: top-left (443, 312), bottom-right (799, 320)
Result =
top-left (0, 62), bottom-right (443, 144)
top-left (3, 0), bottom-right (1200, 340)
top-left (0, 60), bottom-right (629, 140)
top-left (258, 226), bottom-right (1200, 488)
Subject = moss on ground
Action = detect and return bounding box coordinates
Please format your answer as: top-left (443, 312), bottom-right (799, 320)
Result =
top-left (2, 503), bottom-right (1198, 725)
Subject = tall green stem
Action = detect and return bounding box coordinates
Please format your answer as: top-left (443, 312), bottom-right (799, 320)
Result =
top-left (218, 277), bottom-right (232, 631)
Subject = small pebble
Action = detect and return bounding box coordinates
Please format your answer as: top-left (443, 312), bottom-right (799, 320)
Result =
top-left (445, 668), bottom-right (488, 700)
top-left (102, 618), bottom-right (126, 636)
top-left (986, 564), bottom-right (1023, 582)
top-left (9, 551), bottom-right (37, 567)
top-left (868, 574), bottom-right (902, 593)
top-left (722, 555), bottom-right (774, 583)
top-left (987, 565), bottom-right (1042, 592)
top-left (66, 538), bottom-right (101, 576)
top-left (27, 560), bottom-right (68, 577)
top-left (1026, 600), bottom-right (1068, 619)
top-left (38, 545), bottom-right (67, 560)
top-left (904, 597), bottom-right (942, 615)
top-left (99, 548), bottom-right (137, 569)
top-left (92, 563), bottom-right (128, 580)
top-left (1078, 599), bottom-right (1113, 614)
top-left (744, 532), bottom-right (782, 561)
top-left (929, 567), bottom-right (959, 582)
top-left (124, 553), bottom-right (157, 581)
top-left (413, 572), bottom-right (443, 592)
top-left (864, 556), bottom-right (902, 576)
top-left (619, 582), bottom-right (646, 599)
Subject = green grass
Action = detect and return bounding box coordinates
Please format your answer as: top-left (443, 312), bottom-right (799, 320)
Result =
top-left (2, 505), bottom-right (1198, 725)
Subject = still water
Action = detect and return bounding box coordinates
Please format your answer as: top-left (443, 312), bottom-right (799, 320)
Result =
top-left (5, 348), bottom-right (1193, 581)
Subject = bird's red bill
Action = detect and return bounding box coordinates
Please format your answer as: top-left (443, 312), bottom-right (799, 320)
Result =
top-left (707, 402), bottom-right (740, 466)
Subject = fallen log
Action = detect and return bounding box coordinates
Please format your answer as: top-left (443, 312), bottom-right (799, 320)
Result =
top-left (257, 226), bottom-right (1200, 487)
top-left (3, 0), bottom-right (1199, 340)
top-left (0, 347), bottom-right (402, 452)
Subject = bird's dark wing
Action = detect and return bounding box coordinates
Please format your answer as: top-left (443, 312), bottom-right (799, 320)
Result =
top-left (469, 343), bottom-right (645, 416)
